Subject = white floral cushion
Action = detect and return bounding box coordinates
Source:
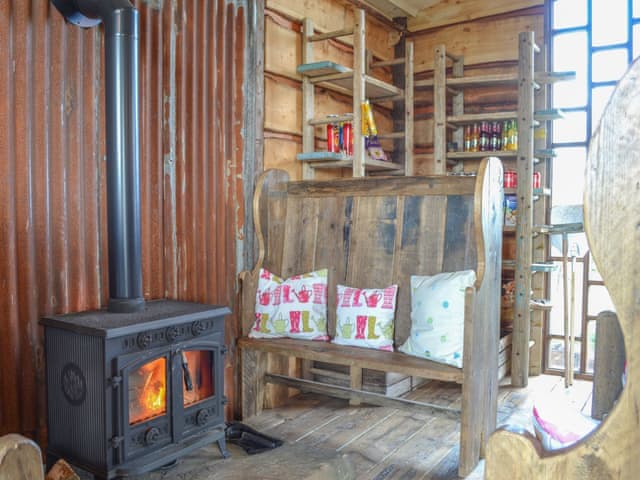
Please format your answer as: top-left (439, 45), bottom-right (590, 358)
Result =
top-left (333, 284), bottom-right (398, 351)
top-left (399, 270), bottom-right (476, 367)
top-left (249, 268), bottom-right (329, 341)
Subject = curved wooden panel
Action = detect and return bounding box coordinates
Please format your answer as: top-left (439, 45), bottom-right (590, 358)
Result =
top-left (484, 58), bottom-right (640, 479)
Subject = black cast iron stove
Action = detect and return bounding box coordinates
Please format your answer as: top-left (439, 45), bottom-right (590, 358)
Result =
top-left (42, 2), bottom-right (232, 478)
top-left (42, 300), bottom-right (230, 479)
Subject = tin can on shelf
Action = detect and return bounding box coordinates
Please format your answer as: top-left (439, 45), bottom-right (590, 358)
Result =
top-left (504, 195), bottom-right (517, 226)
top-left (533, 171), bottom-right (541, 189)
top-left (342, 121), bottom-right (353, 156)
top-left (504, 170), bottom-right (517, 188)
top-left (326, 123), bottom-right (337, 153)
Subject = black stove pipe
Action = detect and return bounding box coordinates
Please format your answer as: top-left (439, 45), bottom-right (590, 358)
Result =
top-left (51, 0), bottom-right (144, 313)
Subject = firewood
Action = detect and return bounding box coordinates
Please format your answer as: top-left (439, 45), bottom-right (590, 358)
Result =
top-left (45, 459), bottom-right (80, 480)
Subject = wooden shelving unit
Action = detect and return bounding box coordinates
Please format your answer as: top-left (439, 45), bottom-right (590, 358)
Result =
top-left (428, 33), bottom-right (576, 385)
top-left (297, 9), bottom-right (414, 178)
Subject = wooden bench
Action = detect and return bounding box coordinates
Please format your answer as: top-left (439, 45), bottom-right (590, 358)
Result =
top-left (238, 157), bottom-right (504, 477)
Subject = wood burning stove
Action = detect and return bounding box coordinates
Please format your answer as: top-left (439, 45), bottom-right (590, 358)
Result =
top-left (41, 300), bottom-right (230, 479)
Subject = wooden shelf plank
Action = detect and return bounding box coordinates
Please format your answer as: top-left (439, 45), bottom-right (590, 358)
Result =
top-left (534, 108), bottom-right (565, 121)
top-left (308, 115), bottom-right (354, 126)
top-left (534, 71), bottom-right (576, 84)
top-left (297, 151), bottom-right (350, 162)
top-left (447, 73), bottom-right (519, 88)
top-left (447, 150), bottom-right (517, 160)
top-left (504, 187), bottom-right (551, 196)
top-left (297, 152), bottom-right (403, 172)
top-left (448, 111), bottom-right (517, 124)
top-left (297, 61), bottom-right (350, 77)
top-left (308, 28), bottom-right (354, 42)
top-left (533, 223), bottom-right (584, 234)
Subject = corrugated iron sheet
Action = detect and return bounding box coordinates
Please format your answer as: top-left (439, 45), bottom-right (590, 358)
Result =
top-left (0, 0), bottom-right (245, 444)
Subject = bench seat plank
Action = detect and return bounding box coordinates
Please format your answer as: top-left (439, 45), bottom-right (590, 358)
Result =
top-left (239, 337), bottom-right (464, 383)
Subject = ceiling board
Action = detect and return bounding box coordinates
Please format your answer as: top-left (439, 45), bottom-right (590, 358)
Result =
top-left (408, 0), bottom-right (544, 31)
top-left (363, 0), bottom-right (440, 19)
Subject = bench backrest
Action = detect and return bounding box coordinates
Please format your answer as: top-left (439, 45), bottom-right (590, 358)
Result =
top-left (242, 157), bottom-right (503, 346)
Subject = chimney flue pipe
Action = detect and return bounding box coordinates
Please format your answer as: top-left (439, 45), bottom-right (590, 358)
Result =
top-left (51, 0), bottom-right (144, 313)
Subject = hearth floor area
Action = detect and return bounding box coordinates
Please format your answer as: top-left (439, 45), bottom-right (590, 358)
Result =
top-left (75, 375), bottom-right (592, 480)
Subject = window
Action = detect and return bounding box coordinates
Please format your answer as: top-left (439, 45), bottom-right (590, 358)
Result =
top-left (545, 0), bottom-right (637, 376)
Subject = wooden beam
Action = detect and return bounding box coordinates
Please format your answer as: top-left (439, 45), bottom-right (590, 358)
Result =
top-left (265, 373), bottom-right (462, 420)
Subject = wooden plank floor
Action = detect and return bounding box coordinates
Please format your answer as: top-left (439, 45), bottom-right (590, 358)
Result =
top-left (78, 375), bottom-right (594, 479)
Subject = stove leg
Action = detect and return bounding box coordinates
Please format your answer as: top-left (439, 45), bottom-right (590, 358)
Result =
top-left (217, 437), bottom-right (230, 459)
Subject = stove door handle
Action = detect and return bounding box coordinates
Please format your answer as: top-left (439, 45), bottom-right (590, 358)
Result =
top-left (181, 351), bottom-right (194, 391)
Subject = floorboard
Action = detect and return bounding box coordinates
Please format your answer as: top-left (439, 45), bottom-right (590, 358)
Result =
top-left (75, 375), bottom-right (594, 480)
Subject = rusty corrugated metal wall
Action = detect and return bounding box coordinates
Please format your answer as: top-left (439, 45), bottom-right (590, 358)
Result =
top-left (0, 0), bottom-right (246, 444)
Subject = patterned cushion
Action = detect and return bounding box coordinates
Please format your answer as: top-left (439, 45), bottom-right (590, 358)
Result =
top-left (249, 268), bottom-right (329, 341)
top-left (399, 270), bottom-right (476, 367)
top-left (332, 284), bottom-right (398, 351)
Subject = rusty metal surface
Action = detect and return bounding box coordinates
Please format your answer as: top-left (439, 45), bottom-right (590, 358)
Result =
top-left (0, 0), bottom-right (245, 443)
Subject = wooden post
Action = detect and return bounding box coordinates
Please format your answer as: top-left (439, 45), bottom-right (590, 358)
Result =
top-left (451, 52), bottom-right (464, 159)
top-left (301, 18), bottom-right (315, 180)
top-left (511, 32), bottom-right (535, 388)
top-left (592, 311), bottom-right (625, 420)
top-left (352, 9), bottom-right (366, 177)
top-left (404, 41), bottom-right (414, 175)
top-left (432, 45), bottom-right (446, 174)
top-left (349, 366), bottom-right (363, 406)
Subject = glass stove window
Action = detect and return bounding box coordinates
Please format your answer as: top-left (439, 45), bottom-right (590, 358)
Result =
top-left (129, 357), bottom-right (167, 425)
top-left (183, 350), bottom-right (215, 406)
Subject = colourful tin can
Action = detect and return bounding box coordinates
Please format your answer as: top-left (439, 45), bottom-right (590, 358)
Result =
top-left (504, 170), bottom-right (518, 189)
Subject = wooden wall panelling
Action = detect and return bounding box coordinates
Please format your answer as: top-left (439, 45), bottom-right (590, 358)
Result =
top-left (266, 0), bottom-right (397, 61)
top-left (0, 0), bottom-right (246, 440)
top-left (410, 13), bottom-right (544, 74)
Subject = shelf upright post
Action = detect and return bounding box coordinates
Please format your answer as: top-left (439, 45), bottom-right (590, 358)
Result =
top-left (352, 9), bottom-right (366, 177)
top-left (302, 18), bottom-right (315, 179)
top-left (451, 52), bottom-right (464, 163)
top-left (512, 31), bottom-right (536, 388)
top-left (433, 45), bottom-right (447, 174)
top-left (404, 41), bottom-right (414, 175)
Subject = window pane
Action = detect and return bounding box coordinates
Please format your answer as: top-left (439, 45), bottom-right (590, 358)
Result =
top-left (547, 338), bottom-right (582, 371)
top-left (550, 147), bottom-right (587, 206)
top-left (588, 285), bottom-right (615, 316)
top-left (553, 31), bottom-right (588, 76)
top-left (553, 0), bottom-right (588, 29)
top-left (549, 232), bottom-right (588, 259)
top-left (634, 24), bottom-right (640, 59)
top-left (592, 86), bottom-right (616, 132)
top-left (635, 0), bottom-right (640, 17)
top-left (592, 49), bottom-right (629, 82)
top-left (548, 259), bottom-right (584, 337)
top-left (589, 254), bottom-right (604, 282)
top-left (592, 0), bottom-right (628, 46)
top-left (553, 77), bottom-right (586, 108)
top-left (553, 110), bottom-right (587, 143)
top-left (586, 320), bottom-right (596, 374)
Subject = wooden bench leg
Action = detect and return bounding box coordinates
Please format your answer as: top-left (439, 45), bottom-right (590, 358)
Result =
top-left (349, 366), bottom-right (363, 406)
top-left (241, 349), bottom-right (266, 419)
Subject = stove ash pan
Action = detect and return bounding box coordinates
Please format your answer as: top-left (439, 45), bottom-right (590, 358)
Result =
top-left (41, 300), bottom-right (231, 480)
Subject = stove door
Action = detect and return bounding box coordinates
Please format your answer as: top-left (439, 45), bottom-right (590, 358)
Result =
top-left (116, 348), bottom-right (173, 463)
top-left (176, 340), bottom-right (224, 439)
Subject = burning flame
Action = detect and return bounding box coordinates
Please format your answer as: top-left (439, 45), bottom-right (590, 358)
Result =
top-left (130, 357), bottom-right (166, 425)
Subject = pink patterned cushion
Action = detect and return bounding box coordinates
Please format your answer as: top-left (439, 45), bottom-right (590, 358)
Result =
top-left (332, 284), bottom-right (398, 351)
top-left (249, 268), bottom-right (329, 341)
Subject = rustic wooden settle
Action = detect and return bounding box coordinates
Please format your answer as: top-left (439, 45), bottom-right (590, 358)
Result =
top-left (484, 59), bottom-right (640, 479)
top-left (238, 156), bottom-right (503, 477)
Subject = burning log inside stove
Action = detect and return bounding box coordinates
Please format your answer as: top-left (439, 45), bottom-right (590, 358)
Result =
top-left (129, 358), bottom-right (167, 425)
